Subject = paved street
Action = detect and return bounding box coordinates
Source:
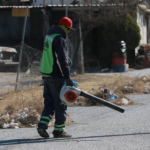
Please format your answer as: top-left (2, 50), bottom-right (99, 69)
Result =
top-left (92, 68), bottom-right (150, 77)
top-left (0, 94), bottom-right (150, 150)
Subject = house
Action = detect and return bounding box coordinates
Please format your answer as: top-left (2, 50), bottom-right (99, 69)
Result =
top-left (0, 0), bottom-right (150, 70)
top-left (0, 6), bottom-right (47, 50)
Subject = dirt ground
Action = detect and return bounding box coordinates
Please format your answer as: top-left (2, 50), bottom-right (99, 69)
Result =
top-left (0, 72), bottom-right (42, 91)
top-left (0, 73), bottom-right (150, 128)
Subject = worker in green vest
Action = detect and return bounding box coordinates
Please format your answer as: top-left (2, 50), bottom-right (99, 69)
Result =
top-left (37, 17), bottom-right (75, 138)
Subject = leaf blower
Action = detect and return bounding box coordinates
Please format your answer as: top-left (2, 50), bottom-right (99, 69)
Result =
top-left (60, 81), bottom-right (125, 113)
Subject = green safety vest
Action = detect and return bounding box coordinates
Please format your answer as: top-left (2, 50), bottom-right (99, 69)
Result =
top-left (40, 34), bottom-right (61, 74)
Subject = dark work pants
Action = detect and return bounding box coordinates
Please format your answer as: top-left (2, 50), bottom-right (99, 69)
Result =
top-left (39, 77), bottom-right (67, 135)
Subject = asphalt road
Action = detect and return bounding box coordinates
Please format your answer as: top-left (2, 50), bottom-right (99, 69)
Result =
top-left (92, 68), bottom-right (150, 77)
top-left (0, 94), bottom-right (150, 150)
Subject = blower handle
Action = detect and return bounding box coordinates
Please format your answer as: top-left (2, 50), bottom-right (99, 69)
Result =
top-left (73, 81), bottom-right (78, 88)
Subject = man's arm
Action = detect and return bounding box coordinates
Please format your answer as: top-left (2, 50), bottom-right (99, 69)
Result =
top-left (53, 36), bottom-right (70, 80)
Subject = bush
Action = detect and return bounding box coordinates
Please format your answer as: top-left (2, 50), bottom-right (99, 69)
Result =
top-left (101, 14), bottom-right (141, 49)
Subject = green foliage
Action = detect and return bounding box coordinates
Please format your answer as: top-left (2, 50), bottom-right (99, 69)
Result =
top-left (101, 14), bottom-right (141, 49)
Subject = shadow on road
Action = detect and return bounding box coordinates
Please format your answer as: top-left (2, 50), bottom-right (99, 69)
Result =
top-left (0, 132), bottom-right (150, 146)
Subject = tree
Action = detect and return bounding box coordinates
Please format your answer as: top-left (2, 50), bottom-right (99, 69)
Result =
top-left (101, 14), bottom-right (141, 49)
top-left (70, 0), bottom-right (150, 73)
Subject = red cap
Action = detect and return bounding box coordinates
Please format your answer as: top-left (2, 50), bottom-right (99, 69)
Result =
top-left (59, 17), bottom-right (75, 30)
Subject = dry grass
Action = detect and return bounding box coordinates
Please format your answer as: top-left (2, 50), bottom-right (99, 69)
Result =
top-left (0, 87), bottom-right (72, 128)
top-left (0, 74), bottom-right (150, 128)
top-left (71, 74), bottom-right (150, 106)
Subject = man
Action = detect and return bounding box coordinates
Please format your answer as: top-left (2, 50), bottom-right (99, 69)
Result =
top-left (37, 17), bottom-right (75, 138)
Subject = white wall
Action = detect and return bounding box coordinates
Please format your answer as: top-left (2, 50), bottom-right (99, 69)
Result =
top-left (148, 16), bottom-right (150, 43)
top-left (137, 8), bottom-right (147, 45)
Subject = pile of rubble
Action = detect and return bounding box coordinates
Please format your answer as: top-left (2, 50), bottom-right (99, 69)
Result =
top-left (0, 107), bottom-right (40, 129)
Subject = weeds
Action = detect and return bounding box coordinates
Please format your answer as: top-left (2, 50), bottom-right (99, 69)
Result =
top-left (0, 74), bottom-right (150, 128)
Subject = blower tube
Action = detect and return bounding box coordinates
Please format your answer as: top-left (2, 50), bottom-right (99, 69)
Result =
top-left (80, 91), bottom-right (125, 113)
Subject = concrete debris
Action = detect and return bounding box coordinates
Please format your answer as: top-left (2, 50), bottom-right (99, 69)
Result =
top-left (79, 96), bottom-right (83, 99)
top-left (10, 123), bottom-right (19, 128)
top-left (23, 108), bottom-right (29, 113)
top-left (3, 123), bottom-right (10, 129)
top-left (48, 122), bottom-right (52, 127)
top-left (0, 97), bottom-right (4, 100)
top-left (0, 107), bottom-right (40, 129)
top-left (0, 113), bottom-right (9, 119)
top-left (30, 124), bottom-right (37, 127)
top-left (122, 86), bottom-right (134, 94)
top-left (122, 98), bottom-right (129, 105)
top-left (51, 119), bottom-right (55, 124)
top-left (70, 71), bottom-right (77, 76)
top-left (5, 105), bottom-right (9, 110)
top-left (144, 90), bottom-right (149, 94)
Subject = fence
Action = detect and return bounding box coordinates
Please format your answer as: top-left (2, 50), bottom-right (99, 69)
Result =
top-left (0, 43), bottom-right (43, 92)
top-left (0, 33), bottom-right (77, 92)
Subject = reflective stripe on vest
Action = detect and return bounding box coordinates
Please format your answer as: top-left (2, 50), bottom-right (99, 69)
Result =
top-left (40, 34), bottom-right (62, 75)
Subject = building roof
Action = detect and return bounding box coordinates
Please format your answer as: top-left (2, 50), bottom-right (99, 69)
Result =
top-left (0, 4), bottom-right (150, 13)
top-left (0, 3), bottom-right (123, 9)
top-left (0, 6), bottom-right (44, 9)
top-left (138, 4), bottom-right (150, 14)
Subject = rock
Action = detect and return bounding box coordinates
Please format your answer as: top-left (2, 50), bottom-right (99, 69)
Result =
top-left (5, 105), bottom-right (9, 110)
top-left (14, 126), bottom-right (19, 129)
top-left (48, 122), bottom-right (52, 127)
top-left (79, 96), bottom-right (83, 99)
top-left (2, 113), bottom-right (10, 119)
top-left (122, 86), bottom-right (134, 94)
top-left (23, 108), bottom-right (29, 113)
top-left (0, 97), bottom-right (4, 100)
top-left (11, 119), bottom-right (15, 123)
top-left (109, 90), bottom-right (114, 95)
top-left (144, 90), bottom-right (149, 94)
top-left (26, 69), bottom-right (30, 74)
top-left (10, 123), bottom-right (19, 128)
top-left (92, 88), bottom-right (95, 90)
top-left (3, 123), bottom-right (10, 129)
top-left (122, 98), bottom-right (129, 105)
top-left (30, 124), bottom-right (37, 127)
top-left (31, 110), bottom-right (36, 113)
top-left (73, 71), bottom-right (77, 76)
top-left (51, 119), bottom-right (55, 124)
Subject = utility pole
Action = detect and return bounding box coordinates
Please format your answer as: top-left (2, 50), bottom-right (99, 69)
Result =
top-left (15, 1), bottom-right (29, 91)
top-left (66, 0), bottom-right (69, 17)
top-left (78, 18), bottom-right (84, 74)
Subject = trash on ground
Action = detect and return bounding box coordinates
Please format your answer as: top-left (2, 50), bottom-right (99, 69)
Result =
top-left (122, 98), bottom-right (129, 105)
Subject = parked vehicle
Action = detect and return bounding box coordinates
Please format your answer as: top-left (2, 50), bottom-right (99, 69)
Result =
top-left (0, 47), bottom-right (19, 72)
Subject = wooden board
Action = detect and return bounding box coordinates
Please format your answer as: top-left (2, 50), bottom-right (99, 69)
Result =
top-left (12, 8), bottom-right (30, 17)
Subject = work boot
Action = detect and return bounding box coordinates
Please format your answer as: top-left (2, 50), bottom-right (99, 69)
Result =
top-left (37, 129), bottom-right (49, 138)
top-left (53, 131), bottom-right (72, 138)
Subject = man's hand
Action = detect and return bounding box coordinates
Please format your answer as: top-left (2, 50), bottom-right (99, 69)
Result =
top-left (65, 79), bottom-right (74, 86)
